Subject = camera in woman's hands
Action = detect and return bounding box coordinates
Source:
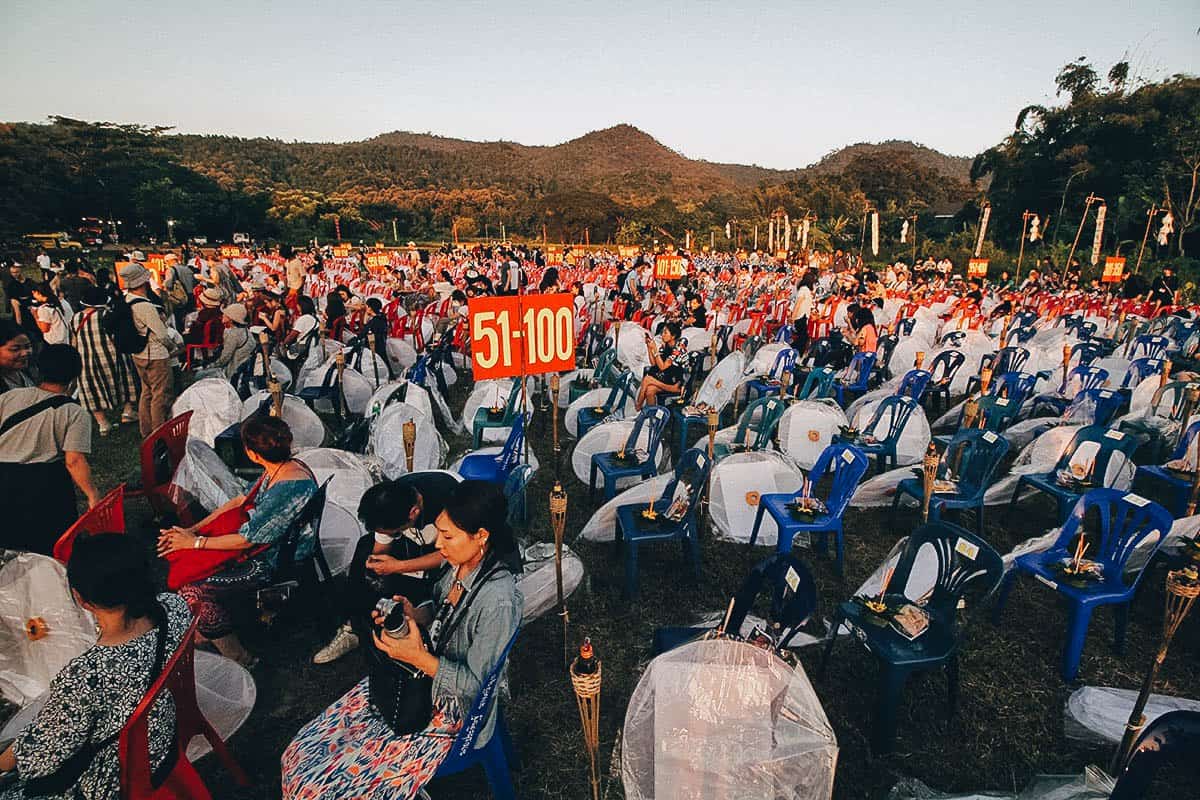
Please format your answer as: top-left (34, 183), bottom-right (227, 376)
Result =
top-left (374, 598), bottom-right (409, 640)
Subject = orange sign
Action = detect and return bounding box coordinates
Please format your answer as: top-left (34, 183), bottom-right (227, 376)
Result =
top-left (469, 293), bottom-right (576, 379)
top-left (968, 258), bottom-right (989, 278)
top-left (219, 245), bottom-right (241, 258)
top-left (655, 254), bottom-right (686, 280)
top-left (618, 245), bottom-right (640, 258)
top-left (545, 247), bottom-right (564, 267)
top-left (1102, 256), bottom-right (1126, 283)
top-left (365, 252), bottom-right (390, 270)
top-left (146, 253), bottom-right (165, 277)
top-left (775, 250), bottom-right (788, 261)
top-left (332, 245), bottom-right (351, 258)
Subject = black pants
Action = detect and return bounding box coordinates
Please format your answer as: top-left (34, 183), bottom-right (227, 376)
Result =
top-left (0, 461), bottom-right (77, 555)
top-left (791, 317), bottom-right (809, 354)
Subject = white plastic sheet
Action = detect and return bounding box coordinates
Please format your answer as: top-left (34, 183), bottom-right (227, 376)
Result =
top-left (851, 396), bottom-right (932, 466)
top-left (778, 401), bottom-right (850, 469)
top-left (364, 380), bottom-right (433, 424)
top-left (1064, 686), bottom-right (1200, 745)
top-left (295, 447), bottom-right (380, 576)
top-left (172, 378), bottom-right (243, 447)
top-left (571, 419), bottom-right (671, 489)
top-left (240, 393), bottom-right (326, 449)
top-left (169, 439), bottom-right (246, 513)
top-left (578, 475), bottom-right (674, 543)
top-left (614, 323), bottom-right (653, 376)
top-left (888, 773), bottom-right (1113, 800)
top-left (710, 451), bottom-right (805, 546)
top-left (296, 362), bottom-right (375, 416)
top-left (564, 386), bottom-right (635, 439)
top-left (369, 403), bottom-right (447, 476)
top-left (621, 638), bottom-right (837, 800)
top-left (461, 379), bottom-right (533, 445)
top-left (516, 545), bottom-right (584, 623)
top-left (695, 352), bottom-right (746, 411)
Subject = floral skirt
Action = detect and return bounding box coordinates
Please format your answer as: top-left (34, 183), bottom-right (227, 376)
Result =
top-left (281, 679), bottom-right (462, 800)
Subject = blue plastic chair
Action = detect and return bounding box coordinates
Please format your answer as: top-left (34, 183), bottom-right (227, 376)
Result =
top-left (576, 371), bottom-right (637, 437)
top-left (1031, 365), bottom-right (1110, 417)
top-left (965, 347), bottom-right (1030, 396)
top-left (651, 554), bottom-right (817, 654)
top-left (920, 350), bottom-right (967, 411)
top-left (297, 363), bottom-right (347, 420)
top-left (1134, 418), bottom-right (1200, 516)
top-left (796, 366), bottom-right (838, 400)
top-left (747, 347), bottom-right (798, 400)
top-left (994, 489), bottom-right (1172, 681)
top-left (569, 346), bottom-right (617, 403)
top-left (589, 405), bottom-right (671, 502)
top-left (1130, 334), bottom-right (1171, 361)
top-left (472, 377), bottom-right (523, 448)
top-left (834, 352), bottom-right (877, 406)
top-left (712, 396), bottom-right (787, 461)
top-left (1008, 424), bottom-right (1142, 523)
top-left (458, 413), bottom-right (527, 484)
top-left (892, 429), bottom-right (1010, 534)
top-left (895, 369), bottom-right (932, 401)
top-left (821, 522), bottom-right (1003, 753)
top-left (833, 395), bottom-right (920, 474)
top-left (896, 317), bottom-right (916, 336)
top-left (615, 447), bottom-right (711, 599)
top-left (434, 628), bottom-right (520, 799)
top-left (873, 334), bottom-right (899, 384)
top-left (1070, 340), bottom-right (1103, 367)
top-left (1007, 325), bottom-right (1038, 345)
top-left (1013, 310), bottom-right (1039, 328)
top-left (749, 443), bottom-right (870, 573)
top-left (503, 463), bottom-right (534, 528)
top-left (1121, 357), bottom-right (1167, 390)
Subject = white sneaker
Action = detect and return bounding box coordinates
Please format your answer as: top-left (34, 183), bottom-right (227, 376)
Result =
top-left (313, 623), bottom-right (359, 664)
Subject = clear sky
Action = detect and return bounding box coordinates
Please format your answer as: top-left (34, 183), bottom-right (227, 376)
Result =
top-left (3, 1), bottom-right (1197, 168)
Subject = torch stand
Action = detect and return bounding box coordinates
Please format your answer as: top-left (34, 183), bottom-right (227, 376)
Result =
top-left (570, 654), bottom-right (603, 800)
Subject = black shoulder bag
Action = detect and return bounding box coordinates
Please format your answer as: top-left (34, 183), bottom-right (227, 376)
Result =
top-left (21, 612), bottom-right (171, 799)
top-left (0, 395), bottom-right (78, 438)
top-left (367, 562), bottom-right (505, 735)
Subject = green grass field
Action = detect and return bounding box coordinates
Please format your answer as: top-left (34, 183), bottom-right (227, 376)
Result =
top-left (82, 379), bottom-right (1198, 800)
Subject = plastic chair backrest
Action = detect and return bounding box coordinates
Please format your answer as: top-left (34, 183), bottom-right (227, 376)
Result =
top-left (768, 347), bottom-right (797, 380)
top-left (53, 484), bottom-right (126, 563)
top-left (596, 371), bottom-right (631, 414)
top-left (941, 429), bottom-right (1010, 498)
top-left (622, 405), bottom-right (671, 464)
top-left (440, 628), bottom-right (520, 766)
top-left (726, 554), bottom-right (818, 649)
top-left (875, 334), bottom-right (899, 369)
top-left (1062, 364), bottom-right (1109, 395)
top-left (990, 371), bottom-right (1038, 406)
top-left (890, 521), bottom-right (1003, 624)
top-left (1013, 310), bottom-right (1038, 328)
top-left (1149, 380), bottom-right (1194, 420)
top-left (797, 367), bottom-right (837, 400)
top-left (1167, 418), bottom-right (1200, 462)
top-left (593, 348), bottom-right (618, 386)
top-left (808, 443), bottom-right (870, 518)
top-left (406, 353), bottom-right (429, 386)
top-left (1123, 357), bottom-right (1166, 389)
top-left (941, 330), bottom-right (967, 347)
top-left (896, 369), bottom-right (932, 400)
top-left (1009, 325), bottom-right (1037, 344)
top-left (928, 350), bottom-right (966, 385)
top-left (1056, 488), bottom-right (1173, 585)
top-left (656, 447), bottom-right (712, 515)
top-left (1110, 710), bottom-right (1200, 800)
top-left (503, 464), bottom-right (533, 527)
top-left (495, 413), bottom-right (528, 474)
top-left (1052, 425), bottom-right (1141, 484)
top-left (732, 396), bottom-right (785, 449)
top-left (863, 395), bottom-right (919, 444)
top-left (896, 317), bottom-right (916, 336)
top-left (844, 351), bottom-right (877, 390)
top-left (500, 376), bottom-right (524, 423)
top-left (119, 619), bottom-right (248, 799)
top-left (141, 411), bottom-right (193, 501)
top-left (274, 479), bottom-right (330, 577)
top-left (1069, 388), bottom-right (1124, 427)
top-left (1069, 341), bottom-right (1102, 366)
top-left (1132, 334), bottom-right (1170, 360)
top-left (994, 346), bottom-right (1031, 376)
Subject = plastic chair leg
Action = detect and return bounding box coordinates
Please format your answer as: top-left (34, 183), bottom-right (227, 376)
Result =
top-left (623, 539), bottom-right (639, 600)
top-left (833, 523), bottom-right (844, 576)
top-left (588, 462), bottom-right (598, 502)
top-left (991, 571), bottom-right (1017, 625)
top-left (946, 654), bottom-right (960, 716)
top-left (480, 736), bottom-right (517, 800)
top-left (749, 505), bottom-right (766, 548)
top-left (1114, 603), bottom-right (1129, 655)
top-left (872, 665), bottom-right (910, 754)
top-left (685, 533), bottom-right (701, 582)
top-left (1061, 604), bottom-right (1095, 682)
top-left (472, 425), bottom-right (483, 449)
top-left (820, 611), bottom-right (842, 676)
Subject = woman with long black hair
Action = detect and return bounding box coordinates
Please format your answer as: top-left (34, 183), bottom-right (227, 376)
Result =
top-left (0, 533), bottom-right (191, 800)
top-left (281, 480), bottom-right (523, 800)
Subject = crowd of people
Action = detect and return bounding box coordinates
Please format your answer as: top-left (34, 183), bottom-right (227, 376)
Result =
top-left (0, 237), bottom-right (1194, 799)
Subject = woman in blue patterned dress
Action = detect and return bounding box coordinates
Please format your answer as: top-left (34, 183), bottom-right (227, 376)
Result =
top-left (157, 414), bottom-right (317, 668)
top-left (280, 481), bottom-right (522, 800)
top-left (0, 534), bottom-right (191, 800)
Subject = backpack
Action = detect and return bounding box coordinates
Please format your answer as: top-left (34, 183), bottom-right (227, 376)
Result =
top-left (165, 265), bottom-right (192, 310)
top-left (103, 296), bottom-right (150, 355)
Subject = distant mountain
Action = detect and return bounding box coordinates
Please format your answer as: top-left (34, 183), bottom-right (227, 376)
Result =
top-left (170, 124), bottom-right (971, 205)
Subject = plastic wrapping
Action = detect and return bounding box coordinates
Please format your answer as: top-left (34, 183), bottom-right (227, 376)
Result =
top-left (386, 337), bottom-right (418, 374)
top-left (369, 403), bottom-right (448, 476)
top-left (614, 323), bottom-right (653, 376)
top-left (294, 448), bottom-right (378, 574)
top-left (0, 551), bottom-right (96, 706)
top-left (570, 419), bottom-right (671, 488)
top-left (777, 401), bottom-right (850, 469)
top-left (710, 451), bottom-right (805, 546)
top-left (621, 638), bottom-right (837, 800)
top-left (887, 774), bottom-right (1111, 800)
top-left (579, 475), bottom-right (674, 542)
top-left (850, 396), bottom-right (932, 466)
top-left (695, 352), bottom-right (746, 411)
top-left (364, 380), bottom-right (434, 423)
top-left (169, 439), bottom-right (247, 513)
top-left (1063, 686), bottom-right (1200, 745)
top-left (188, 650), bottom-right (257, 761)
top-left (516, 544), bottom-right (584, 623)
top-left (981, 426), bottom-right (1136, 506)
top-left (461, 379), bottom-right (534, 445)
top-left (240, 393), bottom-right (326, 448)
top-left (172, 378), bottom-right (243, 447)
top-left (296, 362), bottom-right (375, 416)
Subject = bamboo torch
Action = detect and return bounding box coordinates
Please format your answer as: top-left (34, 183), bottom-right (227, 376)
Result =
top-left (921, 442), bottom-right (939, 521)
top-left (1161, 358), bottom-right (1173, 389)
top-left (1109, 567), bottom-right (1200, 774)
top-left (979, 366), bottom-right (994, 396)
top-left (570, 640), bottom-right (603, 800)
top-left (1062, 344), bottom-right (1073, 388)
top-left (550, 373), bottom-right (562, 467)
top-left (402, 419), bottom-right (416, 473)
top-left (1187, 439), bottom-right (1200, 516)
top-left (335, 351), bottom-right (347, 418)
top-left (914, 351), bottom-right (925, 371)
top-left (257, 330), bottom-right (271, 387)
top-left (268, 377), bottom-right (283, 417)
top-left (549, 482), bottom-right (570, 668)
top-left (1177, 385), bottom-right (1200, 451)
top-left (704, 408), bottom-right (719, 523)
top-left (779, 368), bottom-right (793, 402)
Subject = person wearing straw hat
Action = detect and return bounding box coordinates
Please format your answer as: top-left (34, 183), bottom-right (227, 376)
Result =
top-left (119, 262), bottom-right (178, 437)
top-left (184, 286), bottom-right (225, 347)
top-left (72, 286), bottom-right (136, 436)
top-left (212, 303), bottom-right (256, 378)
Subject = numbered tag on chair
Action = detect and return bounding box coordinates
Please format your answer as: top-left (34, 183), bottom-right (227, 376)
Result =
top-left (954, 538), bottom-right (979, 560)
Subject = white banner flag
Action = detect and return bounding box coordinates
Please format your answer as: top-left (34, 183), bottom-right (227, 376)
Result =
top-left (784, 215), bottom-right (791, 250)
top-left (1029, 214), bottom-right (1040, 242)
top-left (725, 221), bottom-right (731, 239)
top-left (870, 211), bottom-right (879, 257)
top-left (900, 219), bottom-right (909, 244)
top-left (974, 205), bottom-right (991, 257)
top-left (1158, 212), bottom-right (1174, 246)
top-left (801, 219), bottom-right (810, 250)
top-left (1091, 204), bottom-right (1106, 265)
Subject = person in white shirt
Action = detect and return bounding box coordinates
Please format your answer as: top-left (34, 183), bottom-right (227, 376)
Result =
top-left (790, 270), bottom-right (817, 352)
top-left (31, 283), bottom-right (72, 345)
top-left (35, 250), bottom-right (51, 274)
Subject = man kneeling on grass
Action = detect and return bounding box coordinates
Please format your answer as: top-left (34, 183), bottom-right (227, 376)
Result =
top-left (312, 473), bottom-right (457, 664)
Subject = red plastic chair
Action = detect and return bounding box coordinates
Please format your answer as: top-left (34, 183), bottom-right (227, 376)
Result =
top-left (184, 319), bottom-right (223, 370)
top-left (128, 411), bottom-right (193, 522)
top-left (119, 620), bottom-right (251, 799)
top-left (53, 484), bottom-right (126, 563)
